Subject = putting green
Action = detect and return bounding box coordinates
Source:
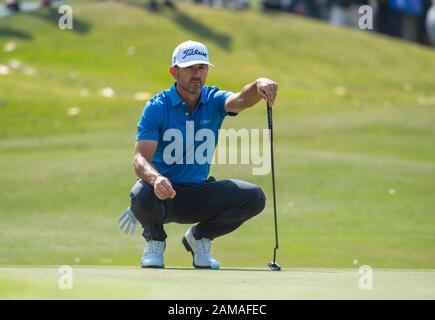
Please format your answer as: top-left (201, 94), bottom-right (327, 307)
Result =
top-left (1, 1), bottom-right (435, 273)
top-left (1, 266), bottom-right (434, 299)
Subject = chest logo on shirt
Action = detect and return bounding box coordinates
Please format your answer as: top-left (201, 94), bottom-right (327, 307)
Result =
top-left (199, 119), bottom-right (211, 126)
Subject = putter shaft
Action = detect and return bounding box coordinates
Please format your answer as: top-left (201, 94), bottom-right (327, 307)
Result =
top-left (267, 103), bottom-right (279, 264)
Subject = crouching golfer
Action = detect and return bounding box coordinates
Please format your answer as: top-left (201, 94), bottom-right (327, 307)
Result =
top-left (118, 40), bottom-right (278, 269)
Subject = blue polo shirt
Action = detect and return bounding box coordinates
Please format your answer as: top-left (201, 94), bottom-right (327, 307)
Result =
top-left (137, 82), bottom-right (235, 185)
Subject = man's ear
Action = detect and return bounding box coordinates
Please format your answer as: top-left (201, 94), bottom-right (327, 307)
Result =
top-left (169, 66), bottom-right (177, 79)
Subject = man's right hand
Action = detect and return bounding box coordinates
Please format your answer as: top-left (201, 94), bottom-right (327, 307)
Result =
top-left (153, 175), bottom-right (176, 200)
top-left (134, 141), bottom-right (176, 200)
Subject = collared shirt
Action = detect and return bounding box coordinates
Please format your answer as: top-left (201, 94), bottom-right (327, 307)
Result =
top-left (137, 82), bottom-right (235, 185)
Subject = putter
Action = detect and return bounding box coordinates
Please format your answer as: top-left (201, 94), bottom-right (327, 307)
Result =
top-left (267, 102), bottom-right (281, 272)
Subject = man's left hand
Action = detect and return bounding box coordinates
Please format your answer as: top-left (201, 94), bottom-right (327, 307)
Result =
top-left (256, 78), bottom-right (278, 107)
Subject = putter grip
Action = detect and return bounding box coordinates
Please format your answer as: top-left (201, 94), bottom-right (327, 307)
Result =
top-left (267, 105), bottom-right (273, 130)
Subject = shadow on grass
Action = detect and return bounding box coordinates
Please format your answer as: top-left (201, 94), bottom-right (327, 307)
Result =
top-left (123, 1), bottom-right (232, 51)
top-left (169, 9), bottom-right (232, 51)
top-left (218, 268), bottom-right (274, 272)
top-left (0, 26), bottom-right (33, 40)
top-left (164, 267), bottom-right (271, 272)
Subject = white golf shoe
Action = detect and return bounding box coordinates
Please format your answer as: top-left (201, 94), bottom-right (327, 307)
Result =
top-left (182, 227), bottom-right (220, 269)
top-left (141, 240), bottom-right (165, 268)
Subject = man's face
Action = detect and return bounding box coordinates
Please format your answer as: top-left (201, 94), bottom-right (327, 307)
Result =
top-left (171, 64), bottom-right (209, 94)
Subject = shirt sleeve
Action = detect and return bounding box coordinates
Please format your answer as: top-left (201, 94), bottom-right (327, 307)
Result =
top-left (214, 90), bottom-right (237, 119)
top-left (136, 101), bottom-right (162, 141)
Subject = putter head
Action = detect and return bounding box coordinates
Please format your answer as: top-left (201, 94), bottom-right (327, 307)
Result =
top-left (268, 261), bottom-right (281, 271)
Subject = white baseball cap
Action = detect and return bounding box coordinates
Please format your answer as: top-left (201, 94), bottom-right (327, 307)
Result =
top-left (171, 40), bottom-right (214, 68)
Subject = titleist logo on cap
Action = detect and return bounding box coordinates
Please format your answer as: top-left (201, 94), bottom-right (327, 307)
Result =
top-left (182, 48), bottom-right (208, 60)
top-left (172, 40), bottom-right (214, 67)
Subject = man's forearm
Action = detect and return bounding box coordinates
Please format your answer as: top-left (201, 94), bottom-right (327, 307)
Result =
top-left (134, 155), bottom-right (161, 186)
top-left (237, 80), bottom-right (263, 110)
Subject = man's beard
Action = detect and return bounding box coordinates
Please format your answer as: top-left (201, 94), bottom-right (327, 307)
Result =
top-left (182, 80), bottom-right (203, 94)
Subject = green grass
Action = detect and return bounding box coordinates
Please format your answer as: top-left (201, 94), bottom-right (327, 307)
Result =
top-left (1, 266), bottom-right (434, 299)
top-left (1, 0), bottom-right (435, 276)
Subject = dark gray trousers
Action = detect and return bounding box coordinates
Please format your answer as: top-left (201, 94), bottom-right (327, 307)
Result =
top-left (129, 177), bottom-right (266, 241)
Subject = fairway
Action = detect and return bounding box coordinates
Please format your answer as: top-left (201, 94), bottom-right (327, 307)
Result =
top-left (1, 0), bottom-right (435, 300)
top-left (1, 266), bottom-right (435, 299)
